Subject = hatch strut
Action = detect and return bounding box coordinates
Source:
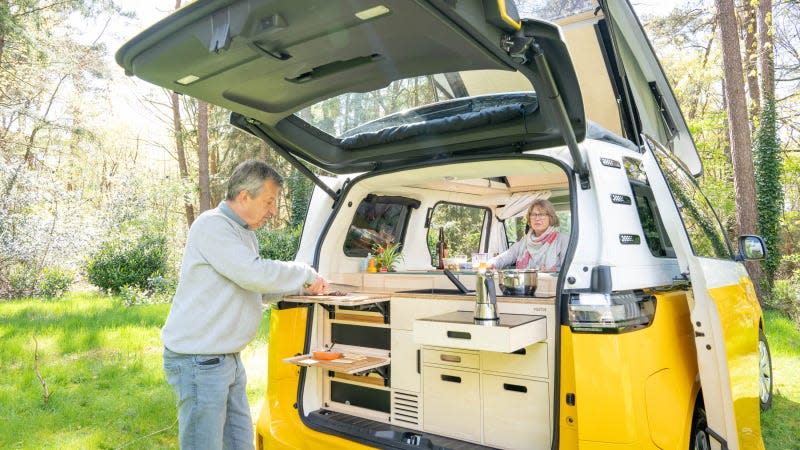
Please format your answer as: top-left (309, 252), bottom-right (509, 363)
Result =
top-left (503, 25), bottom-right (590, 189)
top-left (236, 116), bottom-right (339, 201)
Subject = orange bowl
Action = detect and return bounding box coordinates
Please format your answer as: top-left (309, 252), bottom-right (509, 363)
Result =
top-left (312, 351), bottom-right (342, 360)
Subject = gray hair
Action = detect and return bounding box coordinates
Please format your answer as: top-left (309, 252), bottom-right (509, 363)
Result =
top-left (225, 160), bottom-right (284, 200)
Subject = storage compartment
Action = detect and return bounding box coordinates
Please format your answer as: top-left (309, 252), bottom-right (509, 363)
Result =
top-left (331, 380), bottom-right (391, 413)
top-left (422, 366), bottom-right (481, 442)
top-left (482, 374), bottom-right (550, 450)
top-left (481, 342), bottom-right (548, 379)
top-left (332, 323), bottom-right (390, 350)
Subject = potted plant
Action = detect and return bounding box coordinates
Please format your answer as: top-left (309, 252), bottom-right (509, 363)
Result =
top-left (373, 242), bottom-right (404, 272)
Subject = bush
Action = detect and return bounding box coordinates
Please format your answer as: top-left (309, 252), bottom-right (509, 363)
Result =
top-left (255, 225), bottom-right (302, 261)
top-left (37, 267), bottom-right (74, 299)
top-left (3, 265), bottom-right (73, 299)
top-left (765, 279), bottom-right (800, 323)
top-left (85, 234), bottom-right (169, 294)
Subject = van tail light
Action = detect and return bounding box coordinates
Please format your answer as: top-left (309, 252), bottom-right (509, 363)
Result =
top-left (567, 291), bottom-right (656, 333)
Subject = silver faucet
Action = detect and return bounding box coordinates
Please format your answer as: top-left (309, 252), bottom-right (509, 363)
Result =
top-left (474, 269), bottom-right (499, 322)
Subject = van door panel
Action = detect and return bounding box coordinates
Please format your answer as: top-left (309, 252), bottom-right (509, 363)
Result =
top-left (641, 138), bottom-right (765, 449)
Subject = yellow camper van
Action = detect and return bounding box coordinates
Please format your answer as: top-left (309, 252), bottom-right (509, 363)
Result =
top-left (117, 0), bottom-right (773, 448)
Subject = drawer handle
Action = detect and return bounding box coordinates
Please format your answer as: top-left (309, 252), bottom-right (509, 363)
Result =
top-left (440, 354), bottom-right (462, 363)
top-left (503, 383), bottom-right (528, 393)
top-left (441, 374), bottom-right (462, 383)
top-left (511, 348), bottom-right (527, 355)
top-left (446, 331), bottom-right (471, 340)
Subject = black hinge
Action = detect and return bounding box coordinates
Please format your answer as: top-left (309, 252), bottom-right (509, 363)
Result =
top-left (566, 393), bottom-right (576, 406)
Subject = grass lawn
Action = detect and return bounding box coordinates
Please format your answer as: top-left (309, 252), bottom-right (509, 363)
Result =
top-left (0, 293), bottom-right (269, 449)
top-left (761, 309), bottom-right (800, 450)
top-left (0, 293), bottom-right (797, 449)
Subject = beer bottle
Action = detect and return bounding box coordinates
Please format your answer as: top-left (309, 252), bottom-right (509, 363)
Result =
top-left (436, 227), bottom-right (445, 270)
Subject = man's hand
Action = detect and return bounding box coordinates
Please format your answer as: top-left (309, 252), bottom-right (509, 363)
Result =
top-left (305, 276), bottom-right (329, 295)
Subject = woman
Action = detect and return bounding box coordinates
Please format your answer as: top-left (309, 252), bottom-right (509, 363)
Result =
top-left (488, 199), bottom-right (569, 272)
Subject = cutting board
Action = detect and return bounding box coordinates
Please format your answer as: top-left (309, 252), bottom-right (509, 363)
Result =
top-left (283, 292), bottom-right (390, 306)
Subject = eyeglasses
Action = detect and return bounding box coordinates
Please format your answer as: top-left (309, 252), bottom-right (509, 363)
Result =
top-left (529, 213), bottom-right (549, 219)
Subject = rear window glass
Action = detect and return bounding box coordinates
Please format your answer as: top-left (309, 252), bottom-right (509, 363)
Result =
top-left (294, 70), bottom-right (533, 139)
top-left (343, 195), bottom-right (419, 257)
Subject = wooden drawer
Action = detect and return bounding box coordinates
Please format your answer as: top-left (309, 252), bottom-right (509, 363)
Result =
top-left (481, 342), bottom-right (548, 378)
top-left (482, 374), bottom-right (550, 450)
top-left (391, 297), bottom-right (473, 330)
top-left (422, 366), bottom-right (481, 442)
top-left (422, 347), bottom-right (479, 370)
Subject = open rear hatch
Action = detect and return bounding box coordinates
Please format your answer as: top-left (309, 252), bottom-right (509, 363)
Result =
top-left (116, 0), bottom-right (587, 176)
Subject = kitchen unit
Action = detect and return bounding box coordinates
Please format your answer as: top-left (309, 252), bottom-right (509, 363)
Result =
top-left (284, 275), bottom-right (556, 449)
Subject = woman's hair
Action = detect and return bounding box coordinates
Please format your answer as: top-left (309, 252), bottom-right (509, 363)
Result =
top-left (527, 199), bottom-right (559, 227)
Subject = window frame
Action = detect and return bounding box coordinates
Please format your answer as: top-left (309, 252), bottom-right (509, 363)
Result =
top-left (426, 200), bottom-right (492, 262)
top-left (342, 194), bottom-right (420, 257)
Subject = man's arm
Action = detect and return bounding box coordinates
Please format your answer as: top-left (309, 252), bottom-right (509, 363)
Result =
top-left (193, 216), bottom-right (318, 293)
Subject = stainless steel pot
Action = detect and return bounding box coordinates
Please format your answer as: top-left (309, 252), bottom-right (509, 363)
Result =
top-left (499, 269), bottom-right (538, 296)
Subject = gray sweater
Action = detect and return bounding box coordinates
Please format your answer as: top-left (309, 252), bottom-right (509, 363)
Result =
top-left (162, 206), bottom-right (317, 354)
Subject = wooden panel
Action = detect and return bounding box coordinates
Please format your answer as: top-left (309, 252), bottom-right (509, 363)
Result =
top-left (284, 353), bottom-right (389, 375)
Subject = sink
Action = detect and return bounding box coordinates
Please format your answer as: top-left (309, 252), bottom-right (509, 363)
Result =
top-left (400, 288), bottom-right (475, 296)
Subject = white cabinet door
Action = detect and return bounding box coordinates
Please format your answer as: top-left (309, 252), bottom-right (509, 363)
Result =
top-left (391, 330), bottom-right (420, 392)
top-left (423, 366), bottom-right (481, 442)
top-left (482, 374), bottom-right (550, 450)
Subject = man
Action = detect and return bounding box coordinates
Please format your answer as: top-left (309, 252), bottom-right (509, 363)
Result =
top-left (162, 160), bottom-right (327, 450)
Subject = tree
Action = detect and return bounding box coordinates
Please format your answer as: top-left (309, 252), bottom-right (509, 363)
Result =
top-left (197, 99), bottom-right (211, 213)
top-left (754, 0), bottom-right (782, 290)
top-left (169, 0), bottom-right (194, 227)
top-left (714, 0), bottom-right (763, 292)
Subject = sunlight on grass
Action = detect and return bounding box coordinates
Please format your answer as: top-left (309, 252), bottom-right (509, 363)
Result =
top-left (0, 293), bottom-right (273, 449)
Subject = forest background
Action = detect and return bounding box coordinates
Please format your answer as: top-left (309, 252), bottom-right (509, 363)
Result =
top-left (1, 0), bottom-right (799, 448)
top-left (1, 1), bottom-right (799, 315)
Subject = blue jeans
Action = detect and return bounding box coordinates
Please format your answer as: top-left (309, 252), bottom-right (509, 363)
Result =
top-left (163, 347), bottom-right (255, 450)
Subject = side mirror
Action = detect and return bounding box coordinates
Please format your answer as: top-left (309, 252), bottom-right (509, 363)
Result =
top-left (737, 235), bottom-right (766, 261)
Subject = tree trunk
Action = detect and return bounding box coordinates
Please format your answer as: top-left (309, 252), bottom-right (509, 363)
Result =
top-left (757, 0), bottom-right (774, 100)
top-left (197, 100), bottom-right (211, 213)
top-left (172, 91), bottom-right (195, 227)
top-left (170, 0), bottom-right (195, 227)
top-left (742, 0), bottom-right (760, 121)
top-left (714, 0), bottom-right (763, 292)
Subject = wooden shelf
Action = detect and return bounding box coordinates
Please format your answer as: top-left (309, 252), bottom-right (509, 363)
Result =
top-left (284, 353), bottom-right (390, 375)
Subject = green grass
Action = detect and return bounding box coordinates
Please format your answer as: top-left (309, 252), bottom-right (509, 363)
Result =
top-left (0, 294), bottom-right (797, 449)
top-left (0, 293), bottom-right (269, 449)
top-left (761, 309), bottom-right (800, 450)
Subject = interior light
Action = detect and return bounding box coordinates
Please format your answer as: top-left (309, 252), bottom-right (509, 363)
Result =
top-left (176, 75), bottom-right (200, 85)
top-left (355, 5), bottom-right (390, 20)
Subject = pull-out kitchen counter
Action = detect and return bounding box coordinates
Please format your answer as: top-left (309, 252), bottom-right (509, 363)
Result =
top-left (283, 288), bottom-right (556, 449)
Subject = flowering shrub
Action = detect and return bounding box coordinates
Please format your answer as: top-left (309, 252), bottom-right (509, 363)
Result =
top-left (85, 234), bottom-right (170, 294)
